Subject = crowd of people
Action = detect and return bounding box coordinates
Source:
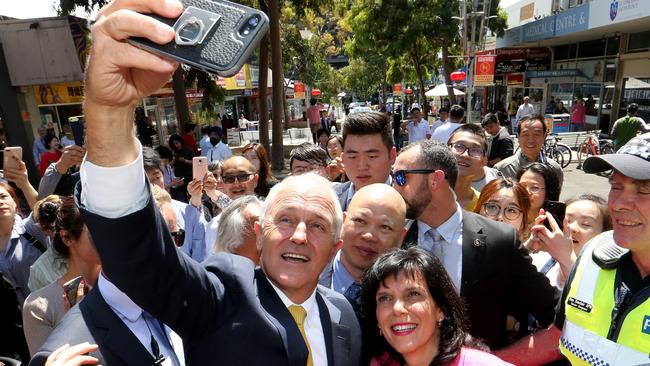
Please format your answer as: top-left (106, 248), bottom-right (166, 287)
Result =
top-left (2, 1), bottom-right (649, 366)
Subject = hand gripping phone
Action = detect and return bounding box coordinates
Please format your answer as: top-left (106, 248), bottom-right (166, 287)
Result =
top-left (193, 156), bottom-right (208, 180)
top-left (3, 147), bottom-right (23, 171)
top-left (69, 115), bottom-right (85, 146)
top-left (544, 200), bottom-right (566, 231)
top-left (128, 0), bottom-right (269, 77)
top-left (62, 276), bottom-right (88, 307)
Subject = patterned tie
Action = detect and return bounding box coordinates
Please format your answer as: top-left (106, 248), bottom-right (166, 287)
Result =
top-left (288, 305), bottom-right (313, 366)
top-left (427, 228), bottom-right (446, 260)
top-left (343, 282), bottom-right (362, 311)
top-left (142, 311), bottom-right (181, 366)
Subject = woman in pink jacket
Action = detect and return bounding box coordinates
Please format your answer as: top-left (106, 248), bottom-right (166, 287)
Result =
top-left (570, 98), bottom-right (586, 132)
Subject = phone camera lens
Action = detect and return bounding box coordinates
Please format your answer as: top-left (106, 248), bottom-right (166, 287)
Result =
top-left (248, 16), bottom-right (259, 28)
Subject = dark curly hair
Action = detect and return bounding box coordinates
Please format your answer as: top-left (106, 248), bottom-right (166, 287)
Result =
top-left (52, 197), bottom-right (85, 259)
top-left (32, 195), bottom-right (63, 234)
top-left (360, 247), bottom-right (474, 366)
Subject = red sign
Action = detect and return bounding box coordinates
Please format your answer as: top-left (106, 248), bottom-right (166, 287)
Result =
top-left (474, 55), bottom-right (496, 86)
top-left (450, 71), bottom-right (466, 82)
top-left (294, 81), bottom-right (305, 93)
top-left (393, 83), bottom-right (402, 94)
top-left (506, 73), bottom-right (524, 85)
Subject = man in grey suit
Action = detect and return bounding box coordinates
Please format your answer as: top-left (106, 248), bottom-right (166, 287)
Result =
top-left (70, 1), bottom-right (361, 365)
top-left (334, 112), bottom-right (396, 211)
top-left (393, 140), bottom-right (558, 357)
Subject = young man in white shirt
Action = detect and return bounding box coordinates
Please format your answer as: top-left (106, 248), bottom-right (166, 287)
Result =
top-left (400, 103), bottom-right (430, 143)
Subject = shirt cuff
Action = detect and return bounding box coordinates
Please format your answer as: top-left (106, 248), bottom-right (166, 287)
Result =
top-left (80, 142), bottom-right (148, 218)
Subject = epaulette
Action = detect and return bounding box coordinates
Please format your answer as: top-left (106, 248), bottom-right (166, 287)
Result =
top-left (592, 242), bottom-right (629, 269)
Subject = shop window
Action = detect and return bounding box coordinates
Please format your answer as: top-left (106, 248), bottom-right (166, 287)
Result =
top-left (606, 37), bottom-right (619, 56)
top-left (604, 59), bottom-right (616, 82)
top-left (627, 31), bottom-right (650, 53)
top-left (554, 43), bottom-right (577, 60)
top-left (620, 77), bottom-right (650, 122)
top-left (577, 39), bottom-right (606, 59)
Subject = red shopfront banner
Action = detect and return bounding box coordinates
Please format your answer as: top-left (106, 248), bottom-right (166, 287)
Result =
top-left (393, 83), bottom-right (402, 94)
top-left (294, 81), bottom-right (305, 99)
top-left (506, 73), bottom-right (525, 85)
top-left (474, 55), bottom-right (496, 86)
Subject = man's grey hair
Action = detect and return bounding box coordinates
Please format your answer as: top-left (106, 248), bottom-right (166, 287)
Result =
top-left (260, 173), bottom-right (343, 241)
top-left (214, 196), bottom-right (263, 253)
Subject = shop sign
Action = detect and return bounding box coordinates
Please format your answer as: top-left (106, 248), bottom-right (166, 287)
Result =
top-left (474, 55), bottom-right (496, 85)
top-left (555, 4), bottom-right (589, 37)
top-left (522, 16), bottom-right (556, 42)
top-left (506, 73), bottom-right (525, 85)
top-left (393, 83), bottom-right (402, 94)
top-left (526, 69), bottom-right (584, 78)
top-left (33, 81), bottom-right (84, 105)
top-left (589, 0), bottom-right (646, 28)
top-left (495, 61), bottom-right (526, 74)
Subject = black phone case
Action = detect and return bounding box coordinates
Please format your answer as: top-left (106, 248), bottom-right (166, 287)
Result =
top-left (128, 0), bottom-right (268, 77)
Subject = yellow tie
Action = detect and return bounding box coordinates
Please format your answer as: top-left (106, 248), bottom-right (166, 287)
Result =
top-left (288, 305), bottom-right (314, 366)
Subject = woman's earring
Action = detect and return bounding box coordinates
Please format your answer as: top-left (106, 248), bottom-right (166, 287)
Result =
top-left (437, 318), bottom-right (444, 326)
top-left (379, 328), bottom-right (383, 336)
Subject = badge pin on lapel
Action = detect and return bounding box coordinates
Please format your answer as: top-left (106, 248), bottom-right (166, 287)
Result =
top-left (473, 239), bottom-right (483, 247)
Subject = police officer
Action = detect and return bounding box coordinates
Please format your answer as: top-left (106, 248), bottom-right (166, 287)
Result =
top-left (555, 132), bottom-right (650, 365)
top-left (493, 133), bottom-right (650, 365)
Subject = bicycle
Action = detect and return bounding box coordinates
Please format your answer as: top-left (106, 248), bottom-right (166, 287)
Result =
top-left (577, 130), bottom-right (615, 170)
top-left (544, 133), bottom-right (572, 168)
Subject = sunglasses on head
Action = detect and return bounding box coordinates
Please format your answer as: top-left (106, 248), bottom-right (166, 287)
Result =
top-left (390, 169), bottom-right (436, 186)
top-left (171, 229), bottom-right (185, 247)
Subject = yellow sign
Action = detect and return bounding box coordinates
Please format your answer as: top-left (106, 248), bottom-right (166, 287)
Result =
top-left (33, 81), bottom-right (84, 105)
top-left (217, 64), bottom-right (253, 90)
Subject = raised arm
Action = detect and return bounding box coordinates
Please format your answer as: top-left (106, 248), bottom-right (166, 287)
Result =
top-left (77, 0), bottom-right (226, 340)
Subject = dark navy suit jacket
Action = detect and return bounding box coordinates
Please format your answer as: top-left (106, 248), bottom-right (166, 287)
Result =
top-left (79, 188), bottom-right (361, 366)
top-left (403, 211), bottom-right (560, 350)
top-left (29, 287), bottom-right (156, 366)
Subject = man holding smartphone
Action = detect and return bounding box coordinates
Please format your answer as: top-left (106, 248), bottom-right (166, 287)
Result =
top-left (64, 1), bottom-right (361, 366)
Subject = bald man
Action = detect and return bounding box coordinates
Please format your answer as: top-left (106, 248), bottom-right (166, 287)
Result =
top-left (319, 183), bottom-right (407, 306)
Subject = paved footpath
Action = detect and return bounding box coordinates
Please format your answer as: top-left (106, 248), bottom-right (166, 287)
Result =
top-left (559, 161), bottom-right (610, 201)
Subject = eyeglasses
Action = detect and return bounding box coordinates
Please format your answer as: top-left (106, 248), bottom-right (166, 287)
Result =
top-left (222, 173), bottom-right (254, 184)
top-left (170, 229), bottom-right (185, 247)
top-left (481, 202), bottom-right (523, 221)
top-left (448, 142), bottom-right (484, 158)
top-left (390, 169), bottom-right (436, 186)
top-left (523, 185), bottom-right (546, 194)
top-left (291, 164), bottom-right (325, 175)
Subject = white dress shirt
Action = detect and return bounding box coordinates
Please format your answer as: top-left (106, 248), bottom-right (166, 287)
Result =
top-left (98, 274), bottom-right (185, 366)
top-left (416, 204), bottom-right (464, 292)
top-left (407, 119), bottom-right (430, 143)
top-left (430, 122), bottom-right (462, 144)
top-left (515, 103), bottom-right (535, 122)
top-left (268, 280), bottom-right (327, 366)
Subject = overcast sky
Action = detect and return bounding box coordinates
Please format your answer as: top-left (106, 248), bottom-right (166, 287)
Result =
top-left (0, 0), bottom-right (97, 20)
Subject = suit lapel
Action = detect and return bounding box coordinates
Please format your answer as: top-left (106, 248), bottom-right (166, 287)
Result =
top-left (316, 290), bottom-right (350, 366)
top-left (255, 269), bottom-right (309, 366)
top-left (461, 212), bottom-right (488, 293)
top-left (318, 262), bottom-right (334, 288)
top-left (80, 288), bottom-right (154, 366)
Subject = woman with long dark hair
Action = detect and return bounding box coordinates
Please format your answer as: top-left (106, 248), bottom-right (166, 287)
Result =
top-left (168, 134), bottom-right (194, 202)
top-left (361, 248), bottom-right (513, 366)
top-left (241, 143), bottom-right (277, 197)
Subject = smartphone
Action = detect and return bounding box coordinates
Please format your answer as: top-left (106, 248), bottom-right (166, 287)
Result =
top-left (62, 276), bottom-right (88, 307)
top-left (128, 0), bottom-right (269, 77)
top-left (544, 201), bottom-right (566, 231)
top-left (3, 147), bottom-right (22, 171)
top-left (69, 116), bottom-right (85, 146)
top-left (193, 156), bottom-right (208, 180)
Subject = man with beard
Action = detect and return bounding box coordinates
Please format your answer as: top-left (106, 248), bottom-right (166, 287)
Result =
top-left (204, 127), bottom-right (232, 164)
top-left (393, 139), bottom-right (558, 351)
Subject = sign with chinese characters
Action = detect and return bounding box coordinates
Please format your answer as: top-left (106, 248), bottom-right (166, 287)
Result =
top-left (294, 81), bottom-right (305, 99)
top-left (474, 55), bottom-right (496, 86)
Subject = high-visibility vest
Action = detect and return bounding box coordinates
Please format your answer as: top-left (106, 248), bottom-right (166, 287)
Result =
top-left (559, 231), bottom-right (650, 365)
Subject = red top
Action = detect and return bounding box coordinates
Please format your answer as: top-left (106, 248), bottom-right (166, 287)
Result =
top-left (39, 150), bottom-right (63, 176)
top-left (370, 347), bottom-right (515, 366)
top-left (182, 133), bottom-right (199, 156)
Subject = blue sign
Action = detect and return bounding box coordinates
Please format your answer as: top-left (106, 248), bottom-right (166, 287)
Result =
top-left (498, 4), bottom-right (590, 46)
top-left (643, 315), bottom-right (650, 335)
top-left (555, 4), bottom-right (589, 36)
top-left (610, 0), bottom-right (619, 21)
top-left (523, 16), bottom-right (556, 42)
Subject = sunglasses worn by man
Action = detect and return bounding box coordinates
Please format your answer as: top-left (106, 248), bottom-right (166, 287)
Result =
top-left (222, 173), bottom-right (254, 184)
